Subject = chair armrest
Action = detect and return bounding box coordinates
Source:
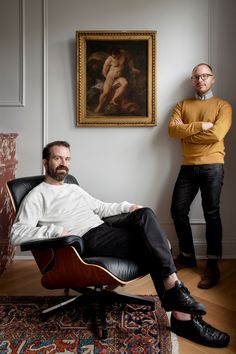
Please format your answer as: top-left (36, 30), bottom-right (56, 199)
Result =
top-left (20, 235), bottom-right (84, 254)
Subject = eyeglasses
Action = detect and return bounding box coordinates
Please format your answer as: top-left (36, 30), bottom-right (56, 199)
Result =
top-left (191, 73), bottom-right (213, 82)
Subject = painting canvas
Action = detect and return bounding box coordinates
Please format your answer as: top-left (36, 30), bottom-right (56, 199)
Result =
top-left (76, 31), bottom-right (156, 127)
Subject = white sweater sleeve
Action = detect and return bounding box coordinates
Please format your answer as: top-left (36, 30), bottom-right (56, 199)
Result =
top-left (10, 192), bottom-right (64, 245)
top-left (80, 188), bottom-right (133, 218)
top-left (10, 183), bottom-right (134, 245)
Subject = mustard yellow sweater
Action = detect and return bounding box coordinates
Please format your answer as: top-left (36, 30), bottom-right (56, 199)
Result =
top-left (168, 96), bottom-right (232, 165)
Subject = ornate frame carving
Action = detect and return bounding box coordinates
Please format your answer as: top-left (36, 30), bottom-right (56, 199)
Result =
top-left (76, 31), bottom-right (156, 127)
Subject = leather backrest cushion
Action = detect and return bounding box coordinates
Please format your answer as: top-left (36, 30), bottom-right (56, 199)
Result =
top-left (7, 174), bottom-right (79, 212)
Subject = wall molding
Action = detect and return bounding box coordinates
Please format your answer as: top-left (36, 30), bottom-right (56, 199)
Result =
top-left (42, 0), bottom-right (49, 147)
top-left (208, 0), bottom-right (212, 65)
top-left (190, 218), bottom-right (205, 224)
top-left (162, 218), bottom-right (205, 225)
top-left (0, 0), bottom-right (25, 107)
top-left (170, 239), bottom-right (236, 259)
top-left (162, 219), bottom-right (236, 259)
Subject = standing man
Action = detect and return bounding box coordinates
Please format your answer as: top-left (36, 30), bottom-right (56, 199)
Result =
top-left (169, 63), bottom-right (232, 289)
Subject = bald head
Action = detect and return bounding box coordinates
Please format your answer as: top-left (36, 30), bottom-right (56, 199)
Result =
top-left (191, 63), bottom-right (215, 96)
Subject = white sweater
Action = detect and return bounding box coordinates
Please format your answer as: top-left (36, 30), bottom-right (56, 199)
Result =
top-left (10, 182), bottom-right (133, 245)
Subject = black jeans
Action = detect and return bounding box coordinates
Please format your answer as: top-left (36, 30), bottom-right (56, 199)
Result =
top-left (171, 164), bottom-right (224, 258)
top-left (82, 207), bottom-right (176, 299)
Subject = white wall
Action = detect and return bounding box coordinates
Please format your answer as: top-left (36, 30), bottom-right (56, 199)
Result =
top-left (1, 0), bottom-right (235, 258)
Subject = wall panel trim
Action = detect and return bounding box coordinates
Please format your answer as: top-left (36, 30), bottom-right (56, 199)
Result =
top-left (43, 0), bottom-right (49, 147)
top-left (0, 0), bottom-right (25, 107)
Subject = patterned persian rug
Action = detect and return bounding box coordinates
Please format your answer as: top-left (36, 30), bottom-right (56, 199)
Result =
top-left (0, 295), bottom-right (178, 353)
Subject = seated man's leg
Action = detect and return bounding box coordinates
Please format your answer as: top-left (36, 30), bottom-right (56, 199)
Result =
top-left (104, 207), bottom-right (206, 314)
top-left (105, 207), bottom-right (175, 277)
top-left (83, 215), bottom-right (230, 348)
top-left (82, 223), bottom-right (131, 258)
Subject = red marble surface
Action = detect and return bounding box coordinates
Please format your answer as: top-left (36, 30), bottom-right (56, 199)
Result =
top-left (0, 133), bottom-right (18, 275)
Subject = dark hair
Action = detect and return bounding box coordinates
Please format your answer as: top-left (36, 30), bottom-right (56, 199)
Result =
top-left (110, 47), bottom-right (121, 55)
top-left (42, 141), bottom-right (70, 160)
top-left (192, 63), bottom-right (213, 73)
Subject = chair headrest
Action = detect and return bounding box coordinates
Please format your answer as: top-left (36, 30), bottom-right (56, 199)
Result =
top-left (7, 174), bottom-right (79, 212)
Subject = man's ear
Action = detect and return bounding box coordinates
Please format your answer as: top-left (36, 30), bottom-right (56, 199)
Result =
top-left (42, 159), bottom-right (48, 168)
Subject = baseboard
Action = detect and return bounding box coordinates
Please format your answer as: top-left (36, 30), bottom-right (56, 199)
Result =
top-left (14, 255), bottom-right (34, 260)
top-left (171, 240), bottom-right (236, 259)
top-left (163, 222), bottom-right (236, 259)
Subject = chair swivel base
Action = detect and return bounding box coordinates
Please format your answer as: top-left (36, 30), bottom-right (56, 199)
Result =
top-left (41, 286), bottom-right (155, 340)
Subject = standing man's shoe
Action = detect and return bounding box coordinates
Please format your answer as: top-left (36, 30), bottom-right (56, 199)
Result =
top-left (174, 253), bottom-right (197, 270)
top-left (162, 281), bottom-right (206, 315)
top-left (171, 313), bottom-right (230, 347)
top-left (198, 261), bottom-right (220, 289)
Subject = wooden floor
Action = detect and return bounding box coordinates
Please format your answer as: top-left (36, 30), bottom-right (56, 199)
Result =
top-left (0, 259), bottom-right (235, 354)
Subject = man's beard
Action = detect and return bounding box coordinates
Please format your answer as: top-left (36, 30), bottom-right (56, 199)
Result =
top-left (47, 165), bottom-right (69, 181)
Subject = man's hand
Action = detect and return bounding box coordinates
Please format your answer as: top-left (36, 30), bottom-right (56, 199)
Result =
top-left (202, 122), bottom-right (213, 130)
top-left (174, 118), bottom-right (184, 125)
top-left (129, 204), bottom-right (143, 212)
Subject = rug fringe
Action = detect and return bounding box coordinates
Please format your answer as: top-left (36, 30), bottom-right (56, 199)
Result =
top-left (167, 312), bottom-right (179, 354)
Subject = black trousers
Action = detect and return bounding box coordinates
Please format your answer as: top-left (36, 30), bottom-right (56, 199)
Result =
top-left (82, 207), bottom-right (176, 299)
top-left (171, 164), bottom-right (224, 258)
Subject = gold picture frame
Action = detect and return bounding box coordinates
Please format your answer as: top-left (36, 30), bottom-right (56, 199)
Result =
top-left (76, 31), bottom-right (156, 127)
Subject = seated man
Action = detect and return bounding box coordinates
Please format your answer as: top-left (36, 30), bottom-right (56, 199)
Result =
top-left (10, 140), bottom-right (229, 348)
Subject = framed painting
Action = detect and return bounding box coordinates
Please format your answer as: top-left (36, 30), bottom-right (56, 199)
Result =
top-left (76, 31), bottom-right (156, 127)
